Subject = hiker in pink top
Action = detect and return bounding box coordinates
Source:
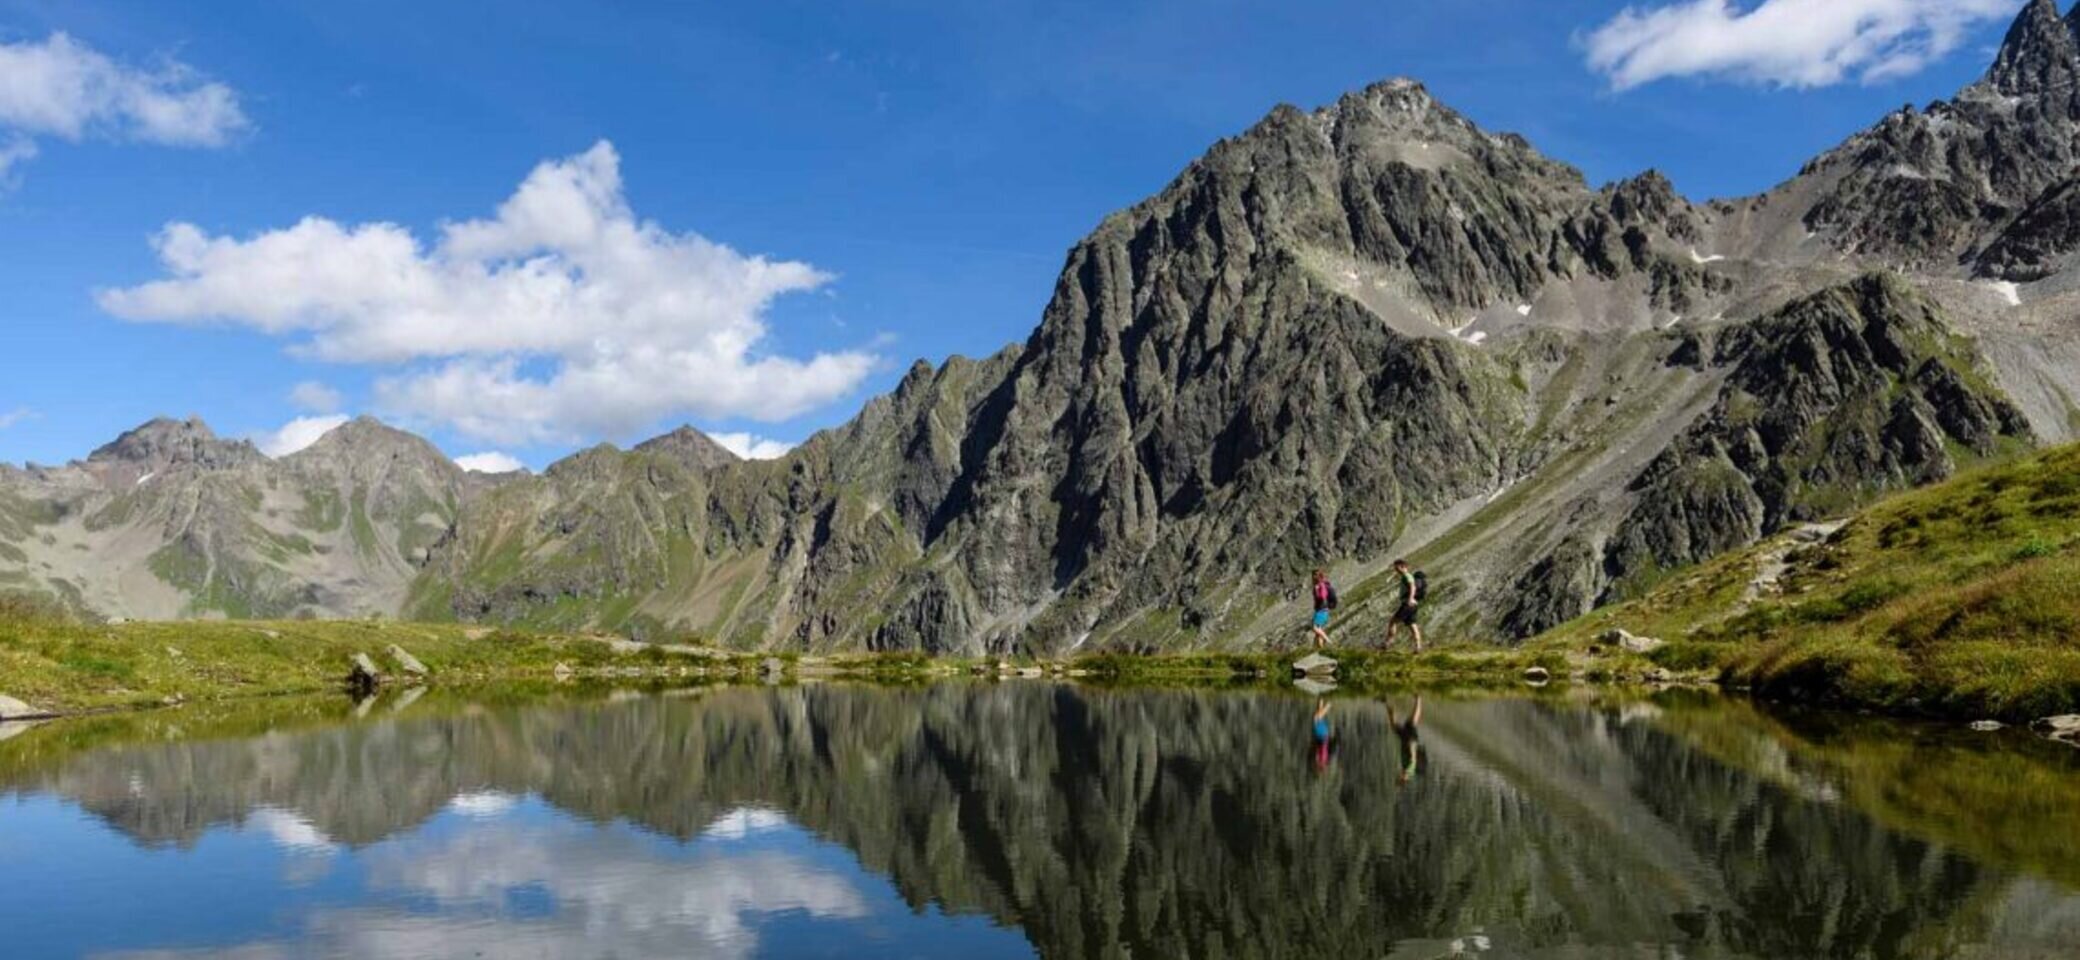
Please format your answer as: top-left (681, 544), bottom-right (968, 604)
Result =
top-left (1307, 568), bottom-right (1337, 650)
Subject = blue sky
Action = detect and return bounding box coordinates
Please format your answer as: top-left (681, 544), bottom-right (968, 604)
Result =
top-left (0, 0), bottom-right (2034, 469)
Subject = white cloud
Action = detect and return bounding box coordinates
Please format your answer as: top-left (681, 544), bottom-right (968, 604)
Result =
top-left (700, 807), bottom-right (790, 840)
top-left (98, 141), bottom-right (876, 446)
top-left (245, 807), bottom-right (337, 854)
top-left (255, 414), bottom-right (348, 457)
top-left (96, 818), bottom-right (880, 960)
top-left (453, 451), bottom-right (525, 474)
top-left (708, 432), bottom-right (795, 460)
top-left (0, 33), bottom-right (247, 181)
top-left (1582, 0), bottom-right (2017, 90)
top-left (445, 791), bottom-right (520, 817)
top-left (288, 380), bottom-right (342, 414)
top-left (0, 406), bottom-right (33, 429)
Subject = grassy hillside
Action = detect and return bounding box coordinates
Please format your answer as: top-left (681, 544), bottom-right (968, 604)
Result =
top-left (1538, 441), bottom-right (2080, 720)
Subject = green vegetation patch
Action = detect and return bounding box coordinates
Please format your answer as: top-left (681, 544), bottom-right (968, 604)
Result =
top-left (1537, 440), bottom-right (2080, 720)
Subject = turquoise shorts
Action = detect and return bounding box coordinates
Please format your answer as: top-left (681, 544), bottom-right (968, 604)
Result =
top-left (1312, 610), bottom-right (1330, 629)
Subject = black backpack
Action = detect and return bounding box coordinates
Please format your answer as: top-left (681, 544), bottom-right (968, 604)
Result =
top-left (1412, 571), bottom-right (1429, 602)
top-left (1326, 583), bottom-right (1340, 610)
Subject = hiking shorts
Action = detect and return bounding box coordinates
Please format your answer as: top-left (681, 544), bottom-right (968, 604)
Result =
top-left (1312, 609), bottom-right (1330, 629)
top-left (1394, 604), bottom-right (1419, 625)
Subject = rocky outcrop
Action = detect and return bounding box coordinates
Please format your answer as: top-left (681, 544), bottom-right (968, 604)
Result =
top-left (1598, 275), bottom-right (2032, 607)
top-left (1791, 0), bottom-right (2080, 266)
top-left (86, 416), bottom-right (263, 477)
top-left (631, 426), bottom-right (741, 472)
top-left (1973, 177), bottom-right (2080, 280)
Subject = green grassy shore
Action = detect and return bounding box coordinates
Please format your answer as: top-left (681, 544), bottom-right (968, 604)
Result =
top-left (0, 594), bottom-right (1589, 716)
top-left (1535, 441), bottom-right (2080, 722)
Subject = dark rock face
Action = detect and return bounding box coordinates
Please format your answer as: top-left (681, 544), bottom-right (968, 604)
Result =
top-left (1973, 177), bottom-right (2080, 280)
top-left (1988, 0), bottom-right (2080, 97)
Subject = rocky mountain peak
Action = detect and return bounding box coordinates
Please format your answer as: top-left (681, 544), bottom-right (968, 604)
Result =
top-left (287, 415), bottom-right (454, 471)
top-left (632, 426), bottom-right (741, 471)
top-left (1985, 0), bottom-right (2080, 97)
top-left (86, 416), bottom-right (261, 472)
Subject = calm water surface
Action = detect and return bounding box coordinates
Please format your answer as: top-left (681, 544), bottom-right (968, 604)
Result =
top-left (3, 683), bottom-right (2079, 959)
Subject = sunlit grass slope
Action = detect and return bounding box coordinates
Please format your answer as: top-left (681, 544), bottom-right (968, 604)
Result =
top-left (1539, 441), bottom-right (2080, 720)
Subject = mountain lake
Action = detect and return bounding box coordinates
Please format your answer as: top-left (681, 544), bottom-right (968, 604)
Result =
top-left (2, 681), bottom-right (2077, 959)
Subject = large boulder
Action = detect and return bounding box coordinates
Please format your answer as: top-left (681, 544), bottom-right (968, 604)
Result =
top-left (1601, 628), bottom-right (1666, 655)
top-left (1291, 654), bottom-right (1338, 676)
top-left (347, 653), bottom-right (382, 696)
top-left (386, 644), bottom-right (429, 679)
top-left (0, 694), bottom-right (49, 720)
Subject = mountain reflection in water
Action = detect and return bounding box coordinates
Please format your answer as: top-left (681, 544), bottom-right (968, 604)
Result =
top-left (2, 683), bottom-right (2079, 959)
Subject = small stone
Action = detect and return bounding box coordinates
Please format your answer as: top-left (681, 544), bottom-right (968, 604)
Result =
top-left (1600, 628), bottom-right (1665, 655)
top-left (1015, 666), bottom-right (1045, 678)
top-left (159, 693), bottom-right (186, 707)
top-left (347, 653), bottom-right (382, 695)
top-left (1969, 720), bottom-right (2004, 732)
top-left (1291, 653), bottom-right (1338, 676)
top-left (761, 657), bottom-right (785, 676)
top-left (386, 644), bottom-right (429, 677)
top-left (552, 662), bottom-right (575, 681)
top-left (164, 647), bottom-right (184, 659)
top-left (1647, 667), bottom-right (1674, 683)
top-left (1522, 666), bottom-right (1552, 684)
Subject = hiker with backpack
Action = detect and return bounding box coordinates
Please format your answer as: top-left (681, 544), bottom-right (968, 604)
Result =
top-left (1308, 568), bottom-right (1339, 649)
top-left (1384, 558), bottom-right (1426, 653)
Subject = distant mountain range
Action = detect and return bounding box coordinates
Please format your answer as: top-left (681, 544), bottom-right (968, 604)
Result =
top-left (8, 0), bottom-right (2080, 653)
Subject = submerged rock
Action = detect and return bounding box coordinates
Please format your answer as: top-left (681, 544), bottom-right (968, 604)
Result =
top-left (2037, 715), bottom-right (2080, 742)
top-left (1970, 720), bottom-right (2005, 732)
top-left (1293, 676), bottom-right (1338, 696)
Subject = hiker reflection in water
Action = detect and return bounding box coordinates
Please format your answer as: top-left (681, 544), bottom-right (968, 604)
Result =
top-left (1388, 695), bottom-right (1423, 785)
top-left (1310, 698), bottom-right (1335, 773)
